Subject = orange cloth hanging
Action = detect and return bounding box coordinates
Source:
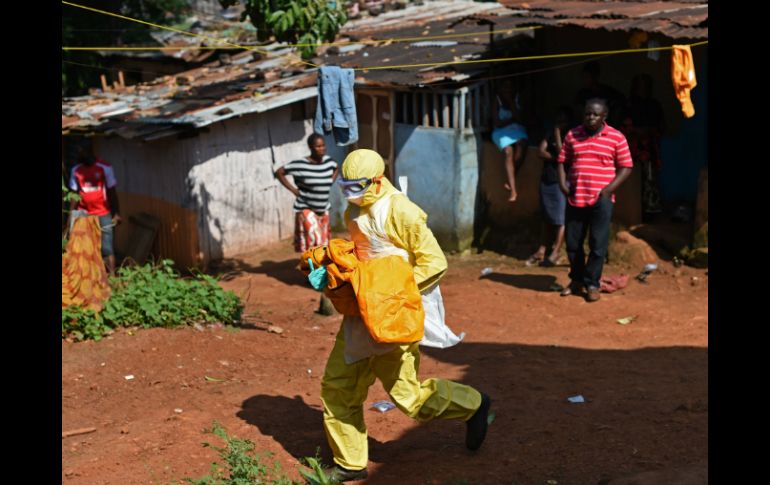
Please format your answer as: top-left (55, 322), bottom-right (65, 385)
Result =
top-left (671, 45), bottom-right (697, 118)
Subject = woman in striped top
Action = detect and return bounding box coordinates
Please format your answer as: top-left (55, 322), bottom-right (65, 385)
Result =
top-left (276, 133), bottom-right (339, 252)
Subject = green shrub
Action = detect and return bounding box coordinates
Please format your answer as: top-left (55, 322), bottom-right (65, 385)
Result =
top-left (62, 260), bottom-right (243, 341)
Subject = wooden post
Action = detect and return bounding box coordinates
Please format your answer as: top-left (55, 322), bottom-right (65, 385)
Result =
top-left (443, 94), bottom-right (450, 128)
top-left (453, 93), bottom-right (460, 129)
top-left (433, 93), bottom-right (439, 128)
top-left (100, 74), bottom-right (109, 92)
top-left (401, 92), bottom-right (407, 124)
top-left (118, 70), bottom-right (125, 88)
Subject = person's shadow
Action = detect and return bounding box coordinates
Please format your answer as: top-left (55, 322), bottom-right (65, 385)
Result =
top-left (237, 394), bottom-right (445, 466)
top-left (215, 258), bottom-right (309, 287)
top-left (238, 395), bottom-right (328, 459)
top-left (482, 272), bottom-right (558, 292)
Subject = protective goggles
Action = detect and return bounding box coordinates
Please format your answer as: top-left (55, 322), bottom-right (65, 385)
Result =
top-left (336, 175), bottom-right (382, 198)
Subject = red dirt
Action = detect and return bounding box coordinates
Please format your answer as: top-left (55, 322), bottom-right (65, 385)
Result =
top-left (62, 241), bottom-right (707, 484)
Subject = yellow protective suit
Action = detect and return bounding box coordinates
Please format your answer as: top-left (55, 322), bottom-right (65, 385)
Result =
top-left (320, 149), bottom-right (482, 471)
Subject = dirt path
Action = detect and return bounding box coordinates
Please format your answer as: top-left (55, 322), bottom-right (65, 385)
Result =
top-left (62, 242), bottom-right (707, 484)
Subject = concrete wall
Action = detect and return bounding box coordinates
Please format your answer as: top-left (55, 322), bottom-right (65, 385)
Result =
top-left (454, 130), bottom-right (482, 249)
top-left (393, 124), bottom-right (479, 251)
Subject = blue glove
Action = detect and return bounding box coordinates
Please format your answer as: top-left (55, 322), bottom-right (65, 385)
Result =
top-left (307, 259), bottom-right (328, 291)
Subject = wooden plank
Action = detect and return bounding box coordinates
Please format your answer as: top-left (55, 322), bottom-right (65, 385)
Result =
top-left (402, 92), bottom-right (408, 124)
top-left (124, 212), bottom-right (161, 265)
top-left (452, 93), bottom-right (456, 130)
top-left (62, 427), bottom-right (96, 439)
top-left (481, 84), bottom-right (492, 127)
top-left (389, 93), bottom-right (396, 177)
top-left (433, 93), bottom-right (439, 128)
top-left (444, 94), bottom-right (451, 128)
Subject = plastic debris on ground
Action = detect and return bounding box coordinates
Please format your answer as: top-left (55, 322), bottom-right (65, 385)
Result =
top-left (600, 274), bottom-right (629, 293)
top-left (480, 267), bottom-right (493, 276)
top-left (371, 400), bottom-right (397, 413)
top-left (636, 262), bottom-right (659, 283)
top-left (616, 316), bottom-right (637, 325)
top-left (567, 395), bottom-right (585, 403)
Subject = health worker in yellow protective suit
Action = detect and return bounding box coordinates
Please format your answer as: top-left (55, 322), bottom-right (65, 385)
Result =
top-left (320, 149), bottom-right (491, 482)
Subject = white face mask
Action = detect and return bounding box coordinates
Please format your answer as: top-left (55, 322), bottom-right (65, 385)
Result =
top-left (346, 196), bottom-right (364, 206)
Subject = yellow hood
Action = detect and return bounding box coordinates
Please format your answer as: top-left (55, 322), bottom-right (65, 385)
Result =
top-left (341, 149), bottom-right (394, 207)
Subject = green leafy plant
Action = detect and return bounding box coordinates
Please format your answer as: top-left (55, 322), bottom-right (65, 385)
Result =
top-left (61, 306), bottom-right (112, 342)
top-left (297, 456), bottom-right (340, 485)
top-left (62, 175), bottom-right (80, 251)
top-left (62, 259), bottom-right (243, 341)
top-left (176, 422), bottom-right (341, 485)
top-left (219, 0), bottom-right (348, 58)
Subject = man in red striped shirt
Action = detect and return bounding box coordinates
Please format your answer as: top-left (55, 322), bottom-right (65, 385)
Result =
top-left (557, 98), bottom-right (633, 302)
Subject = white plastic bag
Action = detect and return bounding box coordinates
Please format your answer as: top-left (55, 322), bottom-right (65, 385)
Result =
top-left (419, 284), bottom-right (465, 349)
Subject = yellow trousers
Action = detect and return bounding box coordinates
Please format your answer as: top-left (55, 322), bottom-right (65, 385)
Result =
top-left (320, 328), bottom-right (482, 470)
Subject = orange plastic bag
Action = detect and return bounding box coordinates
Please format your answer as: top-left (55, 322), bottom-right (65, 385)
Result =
top-left (300, 240), bottom-right (425, 342)
top-left (351, 255), bottom-right (424, 344)
top-left (300, 239), bottom-right (360, 316)
top-left (325, 283), bottom-right (360, 316)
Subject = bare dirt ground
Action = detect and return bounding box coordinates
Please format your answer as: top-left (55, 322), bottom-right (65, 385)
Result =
top-left (62, 240), bottom-right (707, 485)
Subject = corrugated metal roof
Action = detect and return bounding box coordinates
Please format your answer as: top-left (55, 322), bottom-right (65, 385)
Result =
top-left (63, 0), bottom-right (514, 138)
top-left (62, 0), bottom-right (707, 138)
top-left (62, 51), bottom-right (318, 140)
top-left (326, 7), bottom-right (541, 87)
top-left (341, 0), bottom-right (511, 34)
top-left (497, 0), bottom-right (707, 38)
